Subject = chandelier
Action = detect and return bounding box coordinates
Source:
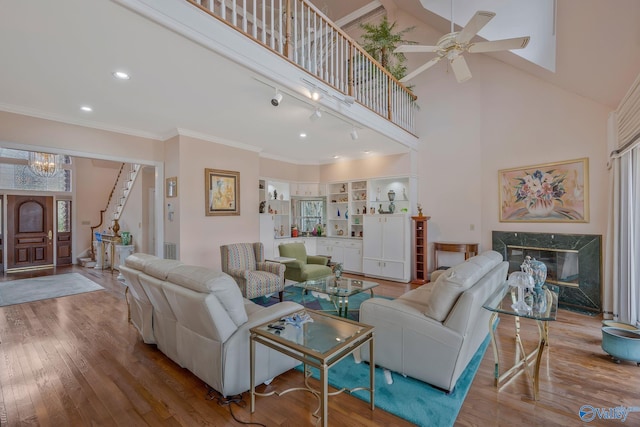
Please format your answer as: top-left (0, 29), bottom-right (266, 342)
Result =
top-left (28, 152), bottom-right (62, 178)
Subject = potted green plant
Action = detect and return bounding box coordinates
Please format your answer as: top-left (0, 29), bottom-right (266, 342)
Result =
top-left (359, 16), bottom-right (415, 82)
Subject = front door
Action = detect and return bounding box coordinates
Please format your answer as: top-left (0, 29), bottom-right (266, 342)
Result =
top-left (7, 195), bottom-right (54, 271)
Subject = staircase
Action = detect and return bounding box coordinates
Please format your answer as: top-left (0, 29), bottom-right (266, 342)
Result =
top-left (84, 163), bottom-right (141, 263)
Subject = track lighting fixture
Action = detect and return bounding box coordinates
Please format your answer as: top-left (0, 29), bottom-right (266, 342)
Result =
top-left (350, 128), bottom-right (359, 140)
top-left (311, 90), bottom-right (322, 101)
top-left (309, 108), bottom-right (322, 122)
top-left (271, 91), bottom-right (283, 107)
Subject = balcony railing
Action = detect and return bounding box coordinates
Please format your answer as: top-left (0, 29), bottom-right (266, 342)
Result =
top-left (187, 0), bottom-right (417, 134)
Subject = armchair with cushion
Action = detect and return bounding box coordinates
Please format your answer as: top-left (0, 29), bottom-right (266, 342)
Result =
top-left (220, 242), bottom-right (285, 301)
top-left (278, 242), bottom-right (332, 282)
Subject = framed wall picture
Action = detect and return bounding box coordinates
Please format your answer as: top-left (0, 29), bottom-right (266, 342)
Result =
top-left (166, 176), bottom-right (178, 198)
top-left (205, 168), bottom-right (240, 216)
top-left (499, 158), bottom-right (589, 223)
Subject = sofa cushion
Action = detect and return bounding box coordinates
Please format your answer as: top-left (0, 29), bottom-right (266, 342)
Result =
top-left (424, 251), bottom-right (503, 322)
top-left (143, 259), bottom-right (184, 280)
top-left (125, 253), bottom-right (160, 270)
top-left (167, 265), bottom-right (248, 326)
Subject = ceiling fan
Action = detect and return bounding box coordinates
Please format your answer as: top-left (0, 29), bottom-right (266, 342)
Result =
top-left (395, 9), bottom-right (530, 83)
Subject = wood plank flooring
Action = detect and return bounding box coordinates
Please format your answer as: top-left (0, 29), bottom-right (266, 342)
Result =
top-left (0, 266), bottom-right (638, 426)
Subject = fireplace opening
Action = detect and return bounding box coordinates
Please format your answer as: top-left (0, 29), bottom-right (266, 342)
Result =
top-left (507, 245), bottom-right (579, 288)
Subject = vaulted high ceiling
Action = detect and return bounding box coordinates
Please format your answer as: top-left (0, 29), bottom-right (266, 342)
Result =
top-left (0, 0), bottom-right (638, 164)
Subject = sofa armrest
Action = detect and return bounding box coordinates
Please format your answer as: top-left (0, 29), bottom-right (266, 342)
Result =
top-left (256, 261), bottom-right (285, 276)
top-left (282, 260), bottom-right (304, 270)
top-left (307, 255), bottom-right (329, 266)
top-left (225, 268), bottom-right (249, 280)
top-left (430, 268), bottom-right (447, 283)
top-left (238, 301), bottom-right (304, 332)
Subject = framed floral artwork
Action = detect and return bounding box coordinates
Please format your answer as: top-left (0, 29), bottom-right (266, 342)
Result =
top-left (205, 169), bottom-right (240, 216)
top-left (499, 158), bottom-right (589, 222)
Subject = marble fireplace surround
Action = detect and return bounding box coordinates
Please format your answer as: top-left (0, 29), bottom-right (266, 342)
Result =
top-left (492, 231), bottom-right (602, 314)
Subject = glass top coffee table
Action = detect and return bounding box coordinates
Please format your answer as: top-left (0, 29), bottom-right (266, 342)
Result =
top-left (482, 282), bottom-right (559, 400)
top-left (293, 276), bottom-right (379, 317)
top-left (250, 309), bottom-right (375, 427)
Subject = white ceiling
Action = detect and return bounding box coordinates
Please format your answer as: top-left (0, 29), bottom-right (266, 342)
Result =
top-left (0, 0), bottom-right (639, 164)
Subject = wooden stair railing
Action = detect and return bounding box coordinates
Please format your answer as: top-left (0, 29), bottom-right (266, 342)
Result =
top-left (89, 163), bottom-right (140, 260)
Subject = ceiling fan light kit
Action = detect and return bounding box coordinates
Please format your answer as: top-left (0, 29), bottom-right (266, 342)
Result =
top-left (396, 9), bottom-right (530, 83)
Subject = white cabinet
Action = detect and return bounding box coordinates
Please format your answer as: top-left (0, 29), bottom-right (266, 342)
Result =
top-left (343, 240), bottom-right (363, 273)
top-left (316, 238), bottom-right (362, 273)
top-left (363, 214), bottom-right (410, 282)
top-left (316, 238), bottom-right (344, 264)
top-left (292, 182), bottom-right (320, 197)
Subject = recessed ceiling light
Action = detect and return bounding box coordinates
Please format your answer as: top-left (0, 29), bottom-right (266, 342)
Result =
top-left (364, 151), bottom-right (371, 154)
top-left (333, 155), bottom-right (339, 159)
top-left (112, 71), bottom-right (130, 80)
top-left (311, 90), bottom-right (321, 101)
top-left (299, 132), bottom-right (307, 139)
top-left (80, 105), bottom-right (93, 112)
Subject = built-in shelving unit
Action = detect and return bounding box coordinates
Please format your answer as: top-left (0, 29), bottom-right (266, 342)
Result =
top-left (368, 177), bottom-right (411, 214)
top-left (327, 182), bottom-right (348, 237)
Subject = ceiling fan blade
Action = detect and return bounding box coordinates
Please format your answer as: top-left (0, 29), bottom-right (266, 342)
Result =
top-left (400, 57), bottom-right (443, 82)
top-left (395, 45), bottom-right (440, 53)
top-left (456, 11), bottom-right (496, 45)
top-left (450, 55), bottom-right (472, 83)
top-left (468, 36), bottom-right (530, 53)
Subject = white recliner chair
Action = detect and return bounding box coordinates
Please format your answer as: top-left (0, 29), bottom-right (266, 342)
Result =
top-left (359, 250), bottom-right (508, 392)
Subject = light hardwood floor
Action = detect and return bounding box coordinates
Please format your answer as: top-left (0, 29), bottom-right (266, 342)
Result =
top-left (0, 266), bottom-right (638, 426)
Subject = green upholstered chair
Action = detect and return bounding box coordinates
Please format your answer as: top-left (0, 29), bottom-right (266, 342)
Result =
top-left (278, 242), bottom-right (332, 282)
top-left (220, 242), bottom-right (285, 301)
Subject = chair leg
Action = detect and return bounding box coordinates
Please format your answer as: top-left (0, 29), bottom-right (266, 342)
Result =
top-left (279, 291), bottom-right (284, 302)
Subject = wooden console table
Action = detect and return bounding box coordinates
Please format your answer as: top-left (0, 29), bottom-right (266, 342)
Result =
top-left (434, 242), bottom-right (479, 269)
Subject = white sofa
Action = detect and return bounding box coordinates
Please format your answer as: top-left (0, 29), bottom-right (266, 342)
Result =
top-left (120, 253), bottom-right (303, 397)
top-left (359, 250), bottom-right (508, 392)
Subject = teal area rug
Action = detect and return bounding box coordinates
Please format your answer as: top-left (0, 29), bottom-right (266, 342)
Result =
top-left (253, 285), bottom-right (384, 320)
top-left (300, 335), bottom-right (490, 427)
top-left (0, 273), bottom-right (104, 307)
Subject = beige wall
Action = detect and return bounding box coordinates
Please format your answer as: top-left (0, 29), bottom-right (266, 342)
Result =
top-left (319, 153), bottom-right (413, 182)
top-left (259, 158), bottom-right (321, 182)
top-left (176, 135), bottom-right (260, 268)
top-left (73, 158), bottom-right (121, 255)
top-left (0, 111), bottom-right (162, 162)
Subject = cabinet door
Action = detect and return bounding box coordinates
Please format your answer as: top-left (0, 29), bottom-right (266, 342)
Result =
top-left (363, 216), bottom-right (383, 259)
top-left (344, 246), bottom-right (362, 273)
top-left (316, 239), bottom-right (330, 256)
top-left (383, 215), bottom-right (405, 261)
top-left (381, 260), bottom-right (405, 280)
top-left (331, 244), bottom-right (345, 264)
top-left (362, 258), bottom-right (381, 276)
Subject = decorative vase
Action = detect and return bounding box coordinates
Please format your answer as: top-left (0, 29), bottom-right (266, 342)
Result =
top-left (527, 199), bottom-right (554, 217)
top-left (530, 258), bottom-right (547, 291)
top-left (388, 190), bottom-right (396, 202)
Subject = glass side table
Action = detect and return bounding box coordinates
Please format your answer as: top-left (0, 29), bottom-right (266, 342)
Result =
top-left (482, 283), bottom-right (559, 400)
top-left (250, 309), bottom-right (375, 427)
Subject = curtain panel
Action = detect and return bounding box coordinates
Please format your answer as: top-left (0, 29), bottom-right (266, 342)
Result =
top-left (605, 71), bottom-right (640, 326)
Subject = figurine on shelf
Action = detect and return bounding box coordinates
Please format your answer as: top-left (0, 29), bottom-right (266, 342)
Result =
top-left (417, 203), bottom-right (424, 217)
top-left (273, 189), bottom-right (278, 200)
